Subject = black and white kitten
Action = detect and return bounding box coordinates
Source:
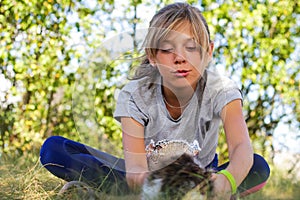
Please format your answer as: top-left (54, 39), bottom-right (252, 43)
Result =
top-left (142, 140), bottom-right (214, 200)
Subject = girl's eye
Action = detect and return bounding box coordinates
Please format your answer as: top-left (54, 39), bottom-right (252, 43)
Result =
top-left (186, 46), bottom-right (197, 52)
top-left (160, 48), bottom-right (174, 53)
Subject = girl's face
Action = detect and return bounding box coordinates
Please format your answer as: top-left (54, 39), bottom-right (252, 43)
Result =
top-left (149, 24), bottom-right (213, 91)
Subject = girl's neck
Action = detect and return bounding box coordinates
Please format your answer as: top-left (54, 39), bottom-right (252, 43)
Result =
top-left (162, 84), bottom-right (196, 109)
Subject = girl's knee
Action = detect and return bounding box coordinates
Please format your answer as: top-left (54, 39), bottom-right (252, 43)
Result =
top-left (253, 153), bottom-right (270, 181)
top-left (40, 136), bottom-right (67, 165)
top-left (238, 154), bottom-right (270, 195)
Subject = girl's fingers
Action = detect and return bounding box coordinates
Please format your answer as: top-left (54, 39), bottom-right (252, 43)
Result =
top-left (210, 173), bottom-right (217, 181)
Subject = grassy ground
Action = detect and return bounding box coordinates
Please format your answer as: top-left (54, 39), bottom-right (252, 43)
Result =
top-left (0, 154), bottom-right (299, 200)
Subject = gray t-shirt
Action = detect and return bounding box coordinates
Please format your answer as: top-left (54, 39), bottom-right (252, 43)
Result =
top-left (114, 69), bottom-right (242, 167)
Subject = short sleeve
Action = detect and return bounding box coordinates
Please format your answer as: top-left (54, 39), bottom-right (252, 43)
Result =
top-left (113, 86), bottom-right (149, 126)
top-left (214, 87), bottom-right (243, 117)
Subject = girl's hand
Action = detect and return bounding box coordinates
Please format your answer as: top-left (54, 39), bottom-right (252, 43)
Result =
top-left (210, 173), bottom-right (232, 200)
top-left (126, 171), bottom-right (148, 192)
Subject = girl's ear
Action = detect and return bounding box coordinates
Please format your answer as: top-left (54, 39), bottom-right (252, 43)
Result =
top-left (147, 55), bottom-right (156, 67)
top-left (208, 42), bottom-right (214, 57)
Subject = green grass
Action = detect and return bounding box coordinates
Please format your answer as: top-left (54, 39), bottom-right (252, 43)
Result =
top-left (243, 165), bottom-right (300, 200)
top-left (0, 154), bottom-right (299, 200)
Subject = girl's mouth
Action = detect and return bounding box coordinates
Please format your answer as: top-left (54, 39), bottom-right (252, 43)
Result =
top-left (174, 69), bottom-right (190, 77)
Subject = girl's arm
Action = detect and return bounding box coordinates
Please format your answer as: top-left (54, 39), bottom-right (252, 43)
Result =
top-left (213, 99), bottom-right (253, 198)
top-left (121, 117), bottom-right (148, 191)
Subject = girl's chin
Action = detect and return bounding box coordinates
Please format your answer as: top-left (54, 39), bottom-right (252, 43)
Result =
top-left (164, 80), bottom-right (198, 91)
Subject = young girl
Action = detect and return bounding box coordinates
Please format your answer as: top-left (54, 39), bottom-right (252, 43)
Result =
top-left (40, 2), bottom-right (270, 199)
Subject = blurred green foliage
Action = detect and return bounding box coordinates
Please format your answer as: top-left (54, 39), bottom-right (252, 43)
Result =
top-left (202, 0), bottom-right (300, 159)
top-left (0, 0), bottom-right (299, 162)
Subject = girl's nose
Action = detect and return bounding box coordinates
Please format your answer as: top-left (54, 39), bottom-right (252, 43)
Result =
top-left (174, 52), bottom-right (186, 64)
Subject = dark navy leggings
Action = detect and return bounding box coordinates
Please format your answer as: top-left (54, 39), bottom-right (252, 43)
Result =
top-left (40, 136), bottom-right (270, 196)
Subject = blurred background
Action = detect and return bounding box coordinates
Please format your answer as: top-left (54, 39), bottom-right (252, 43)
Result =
top-left (0, 0), bottom-right (299, 198)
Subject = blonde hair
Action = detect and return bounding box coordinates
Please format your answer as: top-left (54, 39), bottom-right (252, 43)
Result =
top-left (131, 2), bottom-right (211, 80)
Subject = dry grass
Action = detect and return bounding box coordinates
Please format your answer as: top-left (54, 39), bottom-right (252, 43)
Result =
top-left (0, 154), bottom-right (299, 200)
top-left (0, 154), bottom-right (63, 199)
top-left (0, 153), bottom-right (139, 200)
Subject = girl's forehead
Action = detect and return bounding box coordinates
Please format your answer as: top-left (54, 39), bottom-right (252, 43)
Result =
top-left (159, 25), bottom-right (195, 43)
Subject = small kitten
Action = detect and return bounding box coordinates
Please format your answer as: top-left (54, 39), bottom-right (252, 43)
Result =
top-left (142, 140), bottom-right (213, 200)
